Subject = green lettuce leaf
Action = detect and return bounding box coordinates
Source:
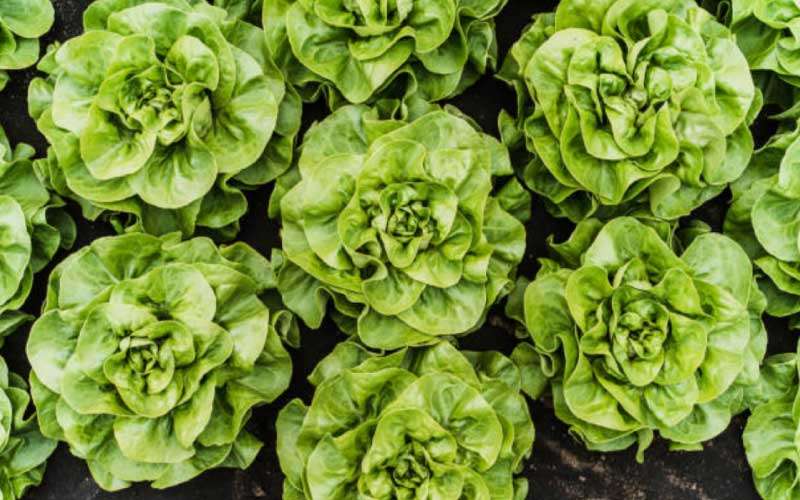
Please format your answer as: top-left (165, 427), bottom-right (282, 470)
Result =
top-left (0, 123), bottom-right (74, 342)
top-left (724, 120), bottom-right (800, 327)
top-left (0, 355), bottom-right (56, 500)
top-left (0, 0), bottom-right (54, 90)
top-left (708, 0), bottom-right (800, 110)
top-left (743, 341), bottom-right (800, 500)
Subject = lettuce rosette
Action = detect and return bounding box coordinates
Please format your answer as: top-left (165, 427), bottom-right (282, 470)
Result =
top-left (26, 232), bottom-right (295, 490)
top-left (0, 124), bottom-right (74, 341)
top-left (498, 0), bottom-right (757, 222)
top-left (28, 0), bottom-right (301, 237)
top-left (262, 0), bottom-right (507, 106)
top-left (277, 340), bottom-right (534, 499)
top-left (508, 217), bottom-right (766, 460)
top-left (277, 104), bottom-right (529, 349)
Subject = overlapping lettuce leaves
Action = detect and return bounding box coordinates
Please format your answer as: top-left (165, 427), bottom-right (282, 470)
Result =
top-left (213, 0), bottom-right (261, 21)
top-left (498, 0), bottom-right (757, 222)
top-left (0, 124), bottom-right (74, 341)
top-left (0, 0), bottom-right (54, 91)
top-left (277, 104), bottom-right (529, 350)
top-left (262, 0), bottom-right (506, 106)
top-left (743, 341), bottom-right (800, 500)
top-left (26, 232), bottom-right (294, 490)
top-left (716, 0), bottom-right (800, 109)
top-left (0, 356), bottom-right (56, 500)
top-left (724, 121), bottom-right (800, 327)
top-left (277, 340), bottom-right (534, 499)
top-left (28, 0), bottom-right (301, 238)
top-left (507, 217), bottom-right (766, 460)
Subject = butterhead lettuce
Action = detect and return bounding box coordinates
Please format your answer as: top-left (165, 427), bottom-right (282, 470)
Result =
top-left (0, 124), bottom-right (74, 341)
top-left (28, 0), bottom-right (301, 237)
top-left (276, 340), bottom-right (534, 499)
top-left (715, 0), bottom-right (800, 109)
top-left (26, 232), bottom-right (294, 490)
top-left (725, 121), bottom-right (800, 327)
top-left (498, 0), bottom-right (758, 222)
top-left (0, 356), bottom-right (56, 500)
top-left (262, 0), bottom-right (507, 106)
top-left (508, 217), bottom-right (766, 460)
top-left (277, 104), bottom-right (529, 350)
top-left (0, 0), bottom-right (54, 90)
top-left (743, 341), bottom-right (800, 500)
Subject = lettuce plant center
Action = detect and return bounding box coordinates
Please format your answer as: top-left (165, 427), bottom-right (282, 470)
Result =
top-left (391, 443), bottom-right (430, 487)
top-left (341, 0), bottom-right (409, 25)
top-left (120, 336), bottom-right (161, 374)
